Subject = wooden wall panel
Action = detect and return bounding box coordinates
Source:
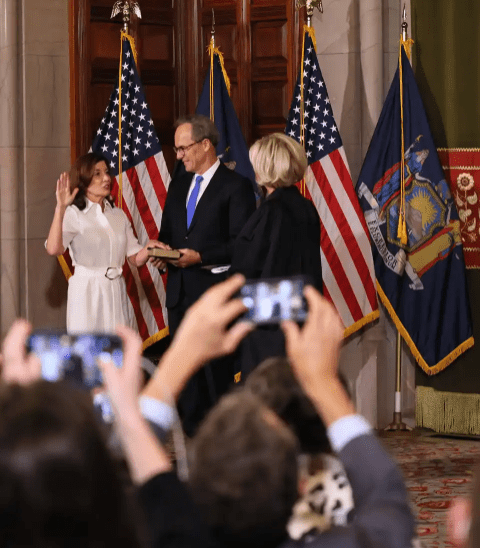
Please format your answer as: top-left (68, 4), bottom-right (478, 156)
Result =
top-left (135, 2), bottom-right (179, 169)
top-left (249, 1), bottom-right (299, 139)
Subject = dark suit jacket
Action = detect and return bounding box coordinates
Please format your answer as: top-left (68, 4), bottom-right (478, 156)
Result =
top-left (139, 433), bottom-right (415, 548)
top-left (159, 162), bottom-right (256, 309)
top-left (230, 185), bottom-right (323, 290)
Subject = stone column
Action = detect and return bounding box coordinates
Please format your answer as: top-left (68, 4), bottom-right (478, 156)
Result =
top-left (359, 0), bottom-right (384, 157)
top-left (0, 0), bottom-right (20, 337)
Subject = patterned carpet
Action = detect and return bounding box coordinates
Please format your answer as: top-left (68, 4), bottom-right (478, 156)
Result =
top-left (381, 430), bottom-right (480, 547)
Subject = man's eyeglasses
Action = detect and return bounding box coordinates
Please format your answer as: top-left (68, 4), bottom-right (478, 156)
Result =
top-left (173, 140), bottom-right (203, 155)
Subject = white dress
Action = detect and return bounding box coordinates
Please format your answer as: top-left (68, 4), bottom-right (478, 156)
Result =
top-left (62, 199), bottom-right (143, 334)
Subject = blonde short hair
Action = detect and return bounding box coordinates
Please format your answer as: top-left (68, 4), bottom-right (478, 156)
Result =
top-left (249, 133), bottom-right (307, 189)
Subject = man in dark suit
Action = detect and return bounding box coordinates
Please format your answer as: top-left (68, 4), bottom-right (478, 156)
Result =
top-left (157, 114), bottom-right (256, 434)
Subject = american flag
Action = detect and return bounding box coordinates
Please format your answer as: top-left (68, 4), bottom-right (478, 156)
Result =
top-left (90, 34), bottom-right (170, 347)
top-left (285, 29), bottom-right (378, 335)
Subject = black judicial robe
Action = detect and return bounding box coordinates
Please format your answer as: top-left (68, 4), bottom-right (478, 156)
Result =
top-left (231, 185), bottom-right (322, 377)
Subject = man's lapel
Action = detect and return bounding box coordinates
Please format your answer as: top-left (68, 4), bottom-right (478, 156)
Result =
top-left (174, 173), bottom-right (192, 233)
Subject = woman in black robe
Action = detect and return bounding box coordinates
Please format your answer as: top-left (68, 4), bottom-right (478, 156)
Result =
top-left (231, 133), bottom-right (322, 379)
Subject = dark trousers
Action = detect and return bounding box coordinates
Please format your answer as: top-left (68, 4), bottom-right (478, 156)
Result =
top-left (168, 296), bottom-right (235, 437)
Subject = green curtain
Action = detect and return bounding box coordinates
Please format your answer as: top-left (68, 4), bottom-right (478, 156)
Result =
top-left (412, 0), bottom-right (480, 147)
top-left (413, 0), bottom-right (480, 433)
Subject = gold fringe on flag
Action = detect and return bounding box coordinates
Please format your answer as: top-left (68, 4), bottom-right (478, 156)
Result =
top-left (343, 309), bottom-right (380, 339)
top-left (207, 38), bottom-right (231, 122)
top-left (377, 281), bottom-right (474, 375)
top-left (142, 326), bottom-right (170, 351)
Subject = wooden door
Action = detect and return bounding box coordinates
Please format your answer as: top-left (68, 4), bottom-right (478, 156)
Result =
top-left (70, 0), bottom-right (304, 171)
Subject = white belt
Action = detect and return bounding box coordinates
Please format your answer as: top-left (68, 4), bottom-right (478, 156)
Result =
top-left (74, 265), bottom-right (123, 280)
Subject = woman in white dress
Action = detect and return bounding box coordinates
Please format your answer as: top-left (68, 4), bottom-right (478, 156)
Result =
top-left (46, 152), bottom-right (164, 334)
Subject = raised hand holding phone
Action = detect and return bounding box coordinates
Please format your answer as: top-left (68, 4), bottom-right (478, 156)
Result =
top-left (237, 275), bottom-right (310, 325)
top-left (0, 319), bottom-right (41, 385)
top-left (98, 325), bottom-right (173, 483)
top-left (26, 330), bottom-right (123, 390)
top-left (281, 286), bottom-right (355, 427)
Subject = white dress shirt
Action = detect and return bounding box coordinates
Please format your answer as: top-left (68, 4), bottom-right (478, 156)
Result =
top-left (185, 159), bottom-right (221, 206)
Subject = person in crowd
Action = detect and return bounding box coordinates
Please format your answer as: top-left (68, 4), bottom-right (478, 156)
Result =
top-left (0, 277), bottom-right (252, 548)
top-left (1, 275), bottom-right (415, 548)
top-left (230, 132), bottom-right (323, 379)
top-left (45, 152), bottom-right (164, 334)
top-left (157, 114), bottom-right (256, 434)
top-left (140, 276), bottom-right (415, 548)
top-left (447, 469), bottom-right (476, 547)
top-left (244, 357), bottom-right (423, 548)
top-left (0, 322), bottom-right (143, 547)
top-left (244, 357), bottom-right (354, 540)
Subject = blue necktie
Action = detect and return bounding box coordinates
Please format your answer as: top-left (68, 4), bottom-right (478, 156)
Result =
top-left (186, 175), bottom-right (203, 229)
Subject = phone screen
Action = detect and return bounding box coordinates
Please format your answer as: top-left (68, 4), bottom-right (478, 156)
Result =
top-left (27, 331), bottom-right (123, 389)
top-left (238, 276), bottom-right (309, 325)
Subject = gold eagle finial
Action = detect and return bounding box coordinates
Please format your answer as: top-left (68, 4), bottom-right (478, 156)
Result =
top-left (111, 1), bottom-right (142, 33)
top-left (295, 0), bottom-right (323, 15)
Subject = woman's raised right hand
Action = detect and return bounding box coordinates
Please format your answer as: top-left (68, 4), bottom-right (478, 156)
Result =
top-left (56, 172), bottom-right (78, 208)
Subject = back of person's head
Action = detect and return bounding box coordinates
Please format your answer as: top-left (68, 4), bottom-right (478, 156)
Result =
top-left (249, 132), bottom-right (307, 189)
top-left (174, 114), bottom-right (220, 148)
top-left (189, 391), bottom-right (299, 548)
top-left (244, 356), bottom-right (332, 455)
top-left (0, 381), bottom-right (140, 548)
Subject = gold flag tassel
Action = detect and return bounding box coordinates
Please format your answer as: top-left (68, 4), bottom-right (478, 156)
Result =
top-left (207, 38), bottom-right (231, 122)
top-left (397, 38), bottom-right (410, 246)
top-left (116, 31), bottom-right (139, 209)
top-left (401, 36), bottom-right (415, 61)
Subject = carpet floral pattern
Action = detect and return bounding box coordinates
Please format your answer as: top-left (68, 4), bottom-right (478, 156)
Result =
top-left (382, 432), bottom-right (480, 548)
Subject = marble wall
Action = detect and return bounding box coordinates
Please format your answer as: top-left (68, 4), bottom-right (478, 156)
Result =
top-left (20, 0), bottom-right (70, 329)
top-left (0, 0), bottom-right (70, 338)
top-left (0, 0), bottom-right (20, 335)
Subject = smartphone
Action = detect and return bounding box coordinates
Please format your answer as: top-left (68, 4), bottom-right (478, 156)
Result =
top-left (237, 276), bottom-right (309, 325)
top-left (27, 331), bottom-right (123, 389)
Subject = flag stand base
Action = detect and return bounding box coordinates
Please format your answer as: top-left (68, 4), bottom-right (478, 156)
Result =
top-left (381, 333), bottom-right (413, 435)
top-left (383, 411), bottom-right (413, 432)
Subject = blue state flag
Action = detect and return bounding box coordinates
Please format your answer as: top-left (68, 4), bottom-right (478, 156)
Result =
top-left (196, 43), bottom-right (257, 195)
top-left (356, 45), bottom-right (474, 375)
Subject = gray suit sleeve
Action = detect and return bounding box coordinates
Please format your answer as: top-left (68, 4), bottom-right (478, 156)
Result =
top-left (280, 434), bottom-right (415, 548)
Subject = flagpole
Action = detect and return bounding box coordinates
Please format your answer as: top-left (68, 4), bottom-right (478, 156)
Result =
top-left (296, 1), bottom-right (323, 196)
top-left (383, 4), bottom-right (412, 433)
top-left (211, 8), bottom-right (215, 48)
top-left (110, 1), bottom-right (142, 208)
